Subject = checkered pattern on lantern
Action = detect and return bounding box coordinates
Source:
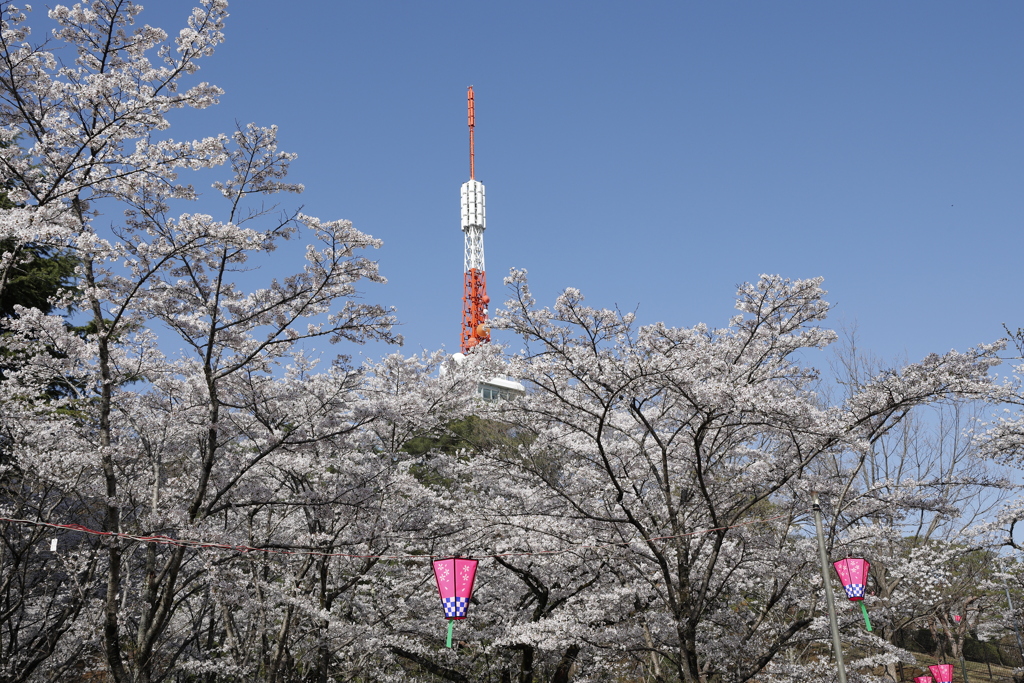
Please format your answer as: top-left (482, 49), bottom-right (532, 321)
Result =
top-left (442, 596), bottom-right (469, 618)
top-left (843, 583), bottom-right (865, 599)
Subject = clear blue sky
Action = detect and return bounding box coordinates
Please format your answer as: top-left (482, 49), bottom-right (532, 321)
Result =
top-left (50, 2), bottom-right (1024, 364)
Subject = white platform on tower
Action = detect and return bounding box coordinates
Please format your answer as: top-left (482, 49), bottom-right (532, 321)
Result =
top-left (444, 353), bottom-right (526, 401)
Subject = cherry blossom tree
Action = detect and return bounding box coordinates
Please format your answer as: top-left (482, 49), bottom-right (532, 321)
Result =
top-left (976, 327), bottom-right (1024, 554)
top-left (0, 2), bottom-right (409, 680)
top-left (478, 270), bottom-right (998, 683)
top-left (811, 335), bottom-right (1012, 680)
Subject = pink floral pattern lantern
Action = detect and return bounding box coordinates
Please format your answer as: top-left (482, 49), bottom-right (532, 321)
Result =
top-left (832, 558), bottom-right (869, 600)
top-left (432, 557), bottom-right (479, 647)
top-left (832, 557), bottom-right (872, 631)
top-left (929, 664), bottom-right (954, 683)
top-left (914, 677), bottom-right (933, 683)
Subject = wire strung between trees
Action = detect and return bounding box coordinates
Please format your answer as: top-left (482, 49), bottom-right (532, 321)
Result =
top-left (0, 510), bottom-right (803, 561)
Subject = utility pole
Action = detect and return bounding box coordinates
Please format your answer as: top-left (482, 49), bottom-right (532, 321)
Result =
top-left (812, 492), bottom-right (848, 683)
top-left (1001, 559), bottom-right (1024, 662)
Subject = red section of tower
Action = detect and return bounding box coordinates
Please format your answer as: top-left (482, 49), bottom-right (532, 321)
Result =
top-left (461, 86), bottom-right (490, 353)
top-left (461, 269), bottom-right (489, 353)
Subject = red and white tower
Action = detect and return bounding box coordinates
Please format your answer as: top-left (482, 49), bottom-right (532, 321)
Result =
top-left (460, 86), bottom-right (491, 353)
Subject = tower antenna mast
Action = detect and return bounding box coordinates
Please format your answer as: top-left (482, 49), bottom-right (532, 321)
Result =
top-left (460, 86), bottom-right (490, 353)
top-left (468, 86), bottom-right (475, 180)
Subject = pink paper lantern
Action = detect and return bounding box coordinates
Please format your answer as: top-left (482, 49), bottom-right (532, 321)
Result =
top-left (953, 614), bottom-right (962, 623)
top-left (832, 557), bottom-right (870, 601)
top-left (929, 664), bottom-right (954, 683)
top-left (914, 677), bottom-right (934, 683)
top-left (432, 557), bottom-right (478, 619)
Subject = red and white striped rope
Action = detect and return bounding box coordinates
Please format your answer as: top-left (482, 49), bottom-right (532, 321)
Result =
top-left (0, 510), bottom-right (801, 561)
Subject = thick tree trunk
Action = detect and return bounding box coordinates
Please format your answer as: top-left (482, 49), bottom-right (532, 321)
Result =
top-left (518, 644), bottom-right (536, 683)
top-left (551, 644), bottom-right (580, 683)
top-left (267, 604), bottom-right (294, 683)
top-left (88, 255), bottom-right (129, 683)
top-left (676, 620), bottom-right (705, 683)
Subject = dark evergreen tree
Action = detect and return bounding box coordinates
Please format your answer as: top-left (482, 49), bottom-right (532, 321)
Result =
top-left (0, 178), bottom-right (78, 318)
